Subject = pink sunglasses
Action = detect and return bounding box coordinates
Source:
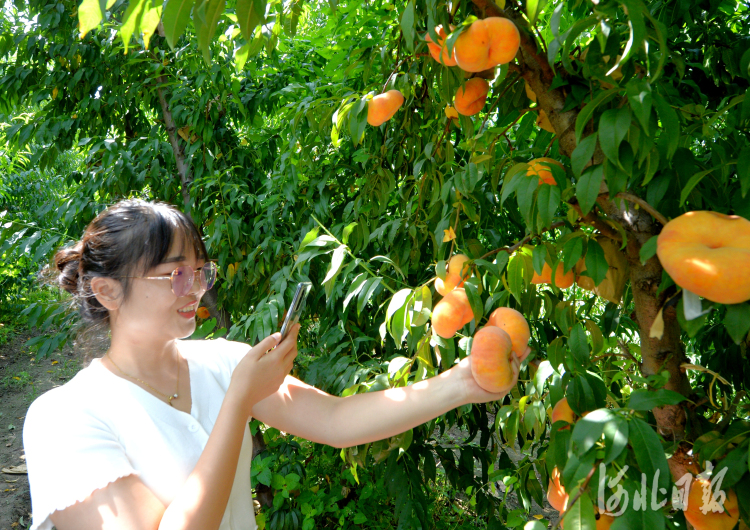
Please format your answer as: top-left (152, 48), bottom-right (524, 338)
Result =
top-left (134, 262), bottom-right (218, 297)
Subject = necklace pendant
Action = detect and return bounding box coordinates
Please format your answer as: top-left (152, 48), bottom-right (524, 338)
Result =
top-left (173, 393), bottom-right (179, 399)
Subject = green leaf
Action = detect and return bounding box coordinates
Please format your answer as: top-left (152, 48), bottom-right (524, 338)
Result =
top-left (725, 303), bottom-right (750, 344)
top-left (119, 0), bottom-right (147, 53)
top-left (576, 165), bottom-right (603, 216)
top-left (584, 239), bottom-right (608, 286)
top-left (562, 16), bottom-right (598, 75)
top-left (653, 92), bottom-right (680, 159)
top-left (570, 408), bottom-right (614, 456)
top-left (400, 1), bottom-right (416, 53)
top-left (568, 323), bottom-right (590, 366)
top-left (679, 165), bottom-right (724, 206)
top-left (571, 133), bottom-right (597, 177)
top-left (162, 0), bottom-right (195, 48)
top-left (628, 417), bottom-right (671, 492)
top-left (507, 252), bottom-right (528, 304)
top-left (357, 277), bottom-right (382, 316)
top-left (501, 163), bottom-right (528, 204)
top-left (516, 176), bottom-right (539, 224)
top-left (548, 337), bottom-right (567, 370)
top-left (234, 42), bottom-right (250, 71)
top-left (627, 389), bottom-right (687, 411)
top-left (537, 184), bottom-right (561, 228)
top-left (349, 95), bottom-right (368, 147)
top-left (532, 245), bottom-right (547, 275)
top-left (78, 0), bottom-right (116, 38)
top-left (602, 413), bottom-right (629, 464)
top-left (526, 0), bottom-right (547, 24)
top-left (562, 236), bottom-right (584, 273)
top-left (613, 0), bottom-right (647, 69)
top-left (387, 289), bottom-right (412, 323)
top-left (195, 0), bottom-right (225, 62)
top-left (271, 472), bottom-right (285, 489)
top-left (566, 373), bottom-right (607, 412)
top-left (323, 245), bottom-right (347, 284)
top-left (237, 0), bottom-right (266, 42)
top-left (140, 0), bottom-right (164, 50)
top-left (563, 490), bottom-right (597, 530)
top-left (626, 79), bottom-right (653, 132)
top-left (639, 235), bottom-right (658, 264)
top-left (598, 107), bottom-right (631, 168)
top-left (712, 443), bottom-right (748, 489)
top-left (575, 89), bottom-right (618, 143)
top-left (464, 282), bottom-right (483, 324)
top-left (610, 500), bottom-right (665, 529)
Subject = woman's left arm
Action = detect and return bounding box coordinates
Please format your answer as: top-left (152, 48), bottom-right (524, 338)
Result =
top-left (250, 355), bottom-right (518, 448)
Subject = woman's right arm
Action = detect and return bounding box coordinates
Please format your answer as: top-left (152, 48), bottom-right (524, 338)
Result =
top-left (49, 326), bottom-right (299, 530)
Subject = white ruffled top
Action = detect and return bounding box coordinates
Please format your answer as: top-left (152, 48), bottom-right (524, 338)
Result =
top-left (23, 338), bottom-right (257, 530)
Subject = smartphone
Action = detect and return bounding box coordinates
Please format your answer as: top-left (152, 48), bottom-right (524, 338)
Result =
top-left (279, 282), bottom-right (312, 340)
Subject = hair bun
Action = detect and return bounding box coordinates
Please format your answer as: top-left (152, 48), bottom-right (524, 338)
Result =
top-left (54, 242), bottom-right (84, 295)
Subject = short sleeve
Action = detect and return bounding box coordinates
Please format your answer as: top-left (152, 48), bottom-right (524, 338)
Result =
top-left (23, 388), bottom-right (138, 530)
top-left (212, 337), bottom-right (253, 373)
top-left (179, 337), bottom-right (252, 391)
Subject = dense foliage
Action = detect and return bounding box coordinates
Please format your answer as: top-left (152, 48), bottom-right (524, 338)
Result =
top-left (2, 0), bottom-right (750, 528)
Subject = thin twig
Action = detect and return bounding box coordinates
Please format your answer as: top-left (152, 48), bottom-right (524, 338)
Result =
top-left (479, 73), bottom-right (522, 133)
top-left (543, 135), bottom-right (556, 156)
top-left (616, 340), bottom-right (642, 367)
top-left (436, 120), bottom-right (452, 154)
top-left (478, 221), bottom-right (566, 261)
top-left (613, 192), bottom-right (669, 226)
top-left (496, 107), bottom-right (533, 138)
top-left (309, 214), bottom-right (399, 294)
top-left (717, 391), bottom-right (746, 429)
top-left (590, 352), bottom-right (639, 364)
top-left (449, 207), bottom-right (461, 256)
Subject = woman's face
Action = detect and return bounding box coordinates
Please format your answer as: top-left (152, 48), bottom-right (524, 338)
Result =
top-left (110, 238), bottom-right (207, 343)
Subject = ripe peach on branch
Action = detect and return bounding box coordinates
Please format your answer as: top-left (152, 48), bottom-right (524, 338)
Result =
top-left (454, 78), bottom-right (489, 116)
top-left (367, 90), bottom-right (405, 127)
top-left (656, 211), bottom-right (750, 304)
top-left (425, 25), bottom-right (457, 66)
top-left (531, 261), bottom-right (575, 289)
top-left (486, 307), bottom-right (531, 361)
top-left (435, 254), bottom-right (471, 296)
top-left (453, 17), bottom-right (520, 72)
top-left (469, 325), bottom-right (517, 393)
top-left (431, 288), bottom-right (474, 338)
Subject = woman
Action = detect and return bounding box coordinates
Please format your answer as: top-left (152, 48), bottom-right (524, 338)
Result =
top-left (23, 199), bottom-right (520, 530)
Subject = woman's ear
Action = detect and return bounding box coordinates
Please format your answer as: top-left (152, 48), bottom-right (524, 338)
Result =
top-left (90, 277), bottom-right (123, 311)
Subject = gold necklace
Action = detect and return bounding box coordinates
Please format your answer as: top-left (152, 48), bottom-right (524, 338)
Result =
top-left (106, 352), bottom-right (180, 407)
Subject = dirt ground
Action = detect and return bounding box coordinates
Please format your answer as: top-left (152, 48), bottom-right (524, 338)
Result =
top-left (0, 325), bottom-right (81, 530)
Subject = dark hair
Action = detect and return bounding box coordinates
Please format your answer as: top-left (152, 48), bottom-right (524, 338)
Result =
top-left (54, 199), bottom-right (208, 326)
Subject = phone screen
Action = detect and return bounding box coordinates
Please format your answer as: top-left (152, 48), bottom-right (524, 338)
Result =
top-left (279, 282), bottom-right (312, 340)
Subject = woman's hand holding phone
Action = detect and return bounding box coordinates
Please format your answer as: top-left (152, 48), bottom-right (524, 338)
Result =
top-left (228, 324), bottom-right (300, 419)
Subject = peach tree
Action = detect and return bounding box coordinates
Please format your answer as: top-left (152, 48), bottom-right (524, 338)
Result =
top-left (2, 0), bottom-right (750, 528)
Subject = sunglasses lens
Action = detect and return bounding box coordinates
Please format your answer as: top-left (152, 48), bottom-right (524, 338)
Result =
top-left (171, 267), bottom-right (194, 297)
top-left (201, 262), bottom-right (217, 291)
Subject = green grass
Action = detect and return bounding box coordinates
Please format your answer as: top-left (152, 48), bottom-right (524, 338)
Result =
top-left (1, 370), bottom-right (32, 391)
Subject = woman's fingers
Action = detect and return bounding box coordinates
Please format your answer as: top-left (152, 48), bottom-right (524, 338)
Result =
top-left (253, 333), bottom-right (281, 357)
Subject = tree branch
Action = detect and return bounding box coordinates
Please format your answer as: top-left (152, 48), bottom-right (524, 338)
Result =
top-left (478, 221), bottom-right (565, 260)
top-left (156, 22), bottom-right (192, 215)
top-left (613, 192), bottom-right (669, 227)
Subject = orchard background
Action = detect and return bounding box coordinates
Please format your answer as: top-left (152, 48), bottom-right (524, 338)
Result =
top-left (1, 0), bottom-right (750, 529)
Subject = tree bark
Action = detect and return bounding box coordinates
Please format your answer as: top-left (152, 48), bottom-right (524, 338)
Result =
top-left (156, 24), bottom-right (193, 215)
